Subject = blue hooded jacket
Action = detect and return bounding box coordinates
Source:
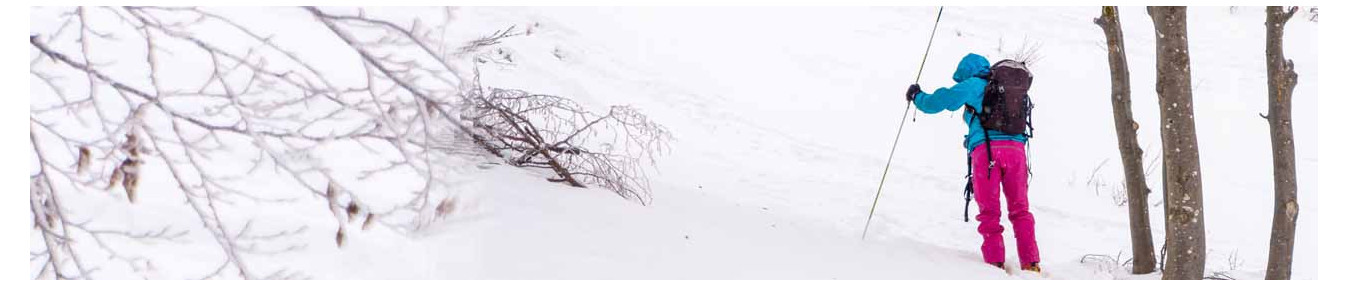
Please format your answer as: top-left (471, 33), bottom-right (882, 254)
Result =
top-left (912, 53), bottom-right (1028, 152)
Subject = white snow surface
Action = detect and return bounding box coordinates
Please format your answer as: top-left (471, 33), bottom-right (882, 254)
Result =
top-left (29, 6), bottom-right (1317, 279)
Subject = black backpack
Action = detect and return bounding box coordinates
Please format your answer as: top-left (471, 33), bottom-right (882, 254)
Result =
top-left (961, 59), bottom-right (1035, 222)
top-left (975, 59), bottom-right (1034, 136)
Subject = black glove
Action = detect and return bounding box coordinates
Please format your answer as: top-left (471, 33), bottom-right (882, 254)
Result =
top-left (905, 84), bottom-right (922, 102)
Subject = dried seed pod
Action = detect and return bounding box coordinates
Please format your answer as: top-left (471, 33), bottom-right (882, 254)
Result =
top-left (335, 229), bottom-right (346, 248)
top-left (326, 182), bottom-right (342, 218)
top-left (119, 159), bottom-right (141, 203)
top-left (362, 214), bottom-right (377, 231)
top-left (435, 198), bottom-right (455, 218)
top-left (346, 203), bottom-right (360, 223)
top-left (46, 213), bottom-right (57, 229)
top-left (123, 173), bottom-right (139, 203)
top-left (76, 147), bottom-right (91, 174)
top-left (107, 166), bottom-right (124, 190)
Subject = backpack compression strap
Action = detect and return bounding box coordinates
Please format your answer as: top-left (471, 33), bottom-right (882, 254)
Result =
top-left (963, 155), bottom-right (974, 223)
top-left (966, 104), bottom-right (995, 180)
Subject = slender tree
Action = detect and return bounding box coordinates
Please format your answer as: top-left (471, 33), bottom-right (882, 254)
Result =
top-left (1147, 6), bottom-right (1206, 280)
top-left (1263, 5), bottom-right (1300, 280)
top-left (1095, 6), bottom-right (1157, 274)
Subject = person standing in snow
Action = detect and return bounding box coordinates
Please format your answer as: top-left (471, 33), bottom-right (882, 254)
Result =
top-left (904, 53), bottom-right (1040, 272)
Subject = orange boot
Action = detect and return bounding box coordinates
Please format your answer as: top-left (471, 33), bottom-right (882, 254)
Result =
top-left (1022, 262), bottom-right (1041, 273)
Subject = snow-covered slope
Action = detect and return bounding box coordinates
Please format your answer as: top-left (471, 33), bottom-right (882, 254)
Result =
top-left (30, 6), bottom-right (1318, 279)
top-left (449, 6), bottom-right (1318, 279)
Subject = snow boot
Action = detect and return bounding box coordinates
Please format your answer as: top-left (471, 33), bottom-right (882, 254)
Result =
top-left (1022, 262), bottom-right (1041, 273)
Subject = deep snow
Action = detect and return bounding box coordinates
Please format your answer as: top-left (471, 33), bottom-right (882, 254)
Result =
top-left (29, 6), bottom-right (1317, 279)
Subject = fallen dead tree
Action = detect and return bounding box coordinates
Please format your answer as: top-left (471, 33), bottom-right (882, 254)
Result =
top-left (461, 85), bottom-right (671, 205)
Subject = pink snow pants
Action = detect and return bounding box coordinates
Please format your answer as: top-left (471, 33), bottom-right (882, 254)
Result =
top-left (971, 140), bottom-right (1039, 268)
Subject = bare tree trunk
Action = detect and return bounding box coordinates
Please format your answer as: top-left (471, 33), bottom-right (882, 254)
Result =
top-left (1263, 5), bottom-right (1300, 280)
top-left (1147, 6), bottom-right (1207, 280)
top-left (1096, 6), bottom-right (1158, 275)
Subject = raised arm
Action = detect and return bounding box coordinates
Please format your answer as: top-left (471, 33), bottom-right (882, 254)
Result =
top-left (913, 79), bottom-right (983, 114)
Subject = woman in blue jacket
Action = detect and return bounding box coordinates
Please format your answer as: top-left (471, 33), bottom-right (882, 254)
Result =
top-left (904, 53), bottom-right (1039, 272)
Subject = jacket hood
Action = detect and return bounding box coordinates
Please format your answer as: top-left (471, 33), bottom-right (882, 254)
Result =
top-left (952, 53), bottom-right (991, 82)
